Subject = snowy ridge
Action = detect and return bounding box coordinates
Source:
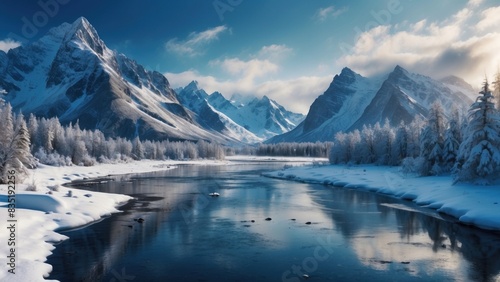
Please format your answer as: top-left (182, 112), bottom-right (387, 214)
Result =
top-left (177, 81), bottom-right (305, 140)
top-left (268, 66), bottom-right (476, 143)
top-left (0, 18), bottom-right (245, 143)
top-left (176, 81), bottom-right (262, 143)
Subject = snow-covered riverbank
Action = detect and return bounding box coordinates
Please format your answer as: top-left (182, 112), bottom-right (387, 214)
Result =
top-left (0, 156), bottom-right (325, 281)
top-left (263, 164), bottom-right (500, 232)
top-left (0, 159), bottom-right (231, 282)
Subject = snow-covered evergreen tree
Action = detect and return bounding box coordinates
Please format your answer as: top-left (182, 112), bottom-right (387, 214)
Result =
top-left (455, 80), bottom-right (500, 184)
top-left (407, 116), bottom-right (424, 158)
top-left (132, 136), bottom-right (144, 160)
top-left (443, 107), bottom-right (462, 172)
top-left (374, 119), bottom-right (394, 165)
top-left (12, 113), bottom-right (35, 169)
top-left (419, 101), bottom-right (446, 175)
top-left (392, 122), bottom-right (409, 165)
top-left (360, 125), bottom-right (376, 163)
top-left (0, 106), bottom-right (34, 183)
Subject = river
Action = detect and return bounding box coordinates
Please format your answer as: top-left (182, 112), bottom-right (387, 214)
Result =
top-left (47, 162), bottom-right (500, 282)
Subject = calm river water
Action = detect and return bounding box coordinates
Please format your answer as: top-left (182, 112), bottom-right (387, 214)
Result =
top-left (47, 162), bottom-right (500, 282)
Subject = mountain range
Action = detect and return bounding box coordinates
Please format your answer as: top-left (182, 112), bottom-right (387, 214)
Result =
top-left (267, 66), bottom-right (476, 143)
top-left (0, 17), bottom-right (302, 144)
top-left (0, 17), bottom-right (479, 145)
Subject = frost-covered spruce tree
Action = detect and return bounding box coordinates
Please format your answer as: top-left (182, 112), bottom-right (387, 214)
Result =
top-left (360, 125), bottom-right (376, 163)
top-left (0, 106), bottom-right (34, 183)
top-left (374, 119), bottom-right (394, 165)
top-left (11, 113), bottom-right (35, 169)
top-left (455, 80), bottom-right (500, 184)
top-left (419, 101), bottom-right (446, 175)
top-left (0, 104), bottom-right (14, 183)
top-left (132, 136), bottom-right (144, 160)
top-left (442, 107), bottom-right (462, 172)
top-left (392, 121), bottom-right (409, 165)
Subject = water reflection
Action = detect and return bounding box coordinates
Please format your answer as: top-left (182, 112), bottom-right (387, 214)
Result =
top-left (310, 186), bottom-right (500, 281)
top-left (47, 164), bottom-right (500, 282)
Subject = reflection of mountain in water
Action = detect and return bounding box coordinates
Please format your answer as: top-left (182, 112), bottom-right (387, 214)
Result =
top-left (48, 175), bottom-right (196, 281)
top-left (309, 187), bottom-right (500, 281)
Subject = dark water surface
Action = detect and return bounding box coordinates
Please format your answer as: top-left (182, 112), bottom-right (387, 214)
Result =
top-left (47, 163), bottom-right (500, 282)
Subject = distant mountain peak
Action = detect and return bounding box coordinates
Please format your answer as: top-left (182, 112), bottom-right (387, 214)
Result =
top-left (340, 67), bottom-right (355, 75)
top-left (388, 64), bottom-right (411, 81)
top-left (267, 65), bottom-right (475, 143)
top-left (0, 17), bottom-right (246, 144)
top-left (186, 80), bottom-right (199, 89)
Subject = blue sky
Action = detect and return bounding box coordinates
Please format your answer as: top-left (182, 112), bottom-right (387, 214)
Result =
top-left (1, 0), bottom-right (500, 113)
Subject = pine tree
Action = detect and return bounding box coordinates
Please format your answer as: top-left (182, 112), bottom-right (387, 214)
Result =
top-left (374, 119), bottom-right (394, 165)
top-left (0, 107), bottom-right (34, 183)
top-left (419, 101), bottom-right (446, 175)
top-left (443, 107), bottom-right (462, 172)
top-left (132, 136), bottom-right (144, 160)
top-left (360, 125), bottom-right (376, 163)
top-left (392, 122), bottom-right (409, 165)
top-left (455, 80), bottom-right (500, 184)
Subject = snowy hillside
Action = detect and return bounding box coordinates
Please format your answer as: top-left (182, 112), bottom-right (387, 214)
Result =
top-left (268, 66), bottom-right (475, 143)
top-left (0, 17), bottom-right (243, 143)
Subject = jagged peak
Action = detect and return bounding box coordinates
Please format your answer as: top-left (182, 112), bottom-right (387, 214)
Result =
top-left (184, 80), bottom-right (200, 92)
top-left (393, 65), bottom-right (409, 75)
top-left (387, 65), bottom-right (411, 81)
top-left (58, 17), bottom-right (107, 55)
top-left (210, 91), bottom-right (225, 99)
top-left (340, 67), bottom-right (355, 76)
top-left (66, 17), bottom-right (98, 38)
top-left (330, 66), bottom-right (359, 86)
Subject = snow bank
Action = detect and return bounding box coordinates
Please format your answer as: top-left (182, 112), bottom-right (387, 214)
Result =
top-left (0, 194), bottom-right (67, 213)
top-left (263, 164), bottom-right (500, 231)
top-left (0, 159), bottom-right (227, 282)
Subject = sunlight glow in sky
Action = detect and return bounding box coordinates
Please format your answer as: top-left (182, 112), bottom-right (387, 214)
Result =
top-left (1, 0), bottom-right (500, 113)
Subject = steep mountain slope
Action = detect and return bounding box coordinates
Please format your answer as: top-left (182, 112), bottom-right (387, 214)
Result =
top-left (0, 17), bottom-right (238, 143)
top-left (268, 67), bottom-right (383, 143)
top-left (176, 81), bottom-right (261, 143)
top-left (207, 91), bottom-right (305, 139)
top-left (349, 66), bottom-right (473, 130)
top-left (268, 66), bottom-right (475, 143)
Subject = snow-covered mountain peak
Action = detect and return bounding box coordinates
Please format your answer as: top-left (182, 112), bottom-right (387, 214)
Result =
top-left (268, 65), bottom-right (476, 143)
top-left (62, 17), bottom-right (108, 57)
top-left (184, 80), bottom-right (201, 93)
top-left (0, 18), bottom-right (253, 144)
top-left (387, 65), bottom-right (412, 81)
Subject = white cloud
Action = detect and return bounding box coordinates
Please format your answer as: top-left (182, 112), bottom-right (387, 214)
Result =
top-left (213, 57), bottom-right (278, 76)
top-left (165, 26), bottom-right (228, 57)
top-left (0, 39), bottom-right (21, 52)
top-left (336, 3), bottom-right (500, 88)
top-left (468, 0), bottom-right (484, 7)
top-left (257, 44), bottom-right (293, 61)
top-left (315, 6), bottom-right (348, 22)
top-left (476, 6), bottom-right (500, 31)
top-left (166, 42), bottom-right (325, 114)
